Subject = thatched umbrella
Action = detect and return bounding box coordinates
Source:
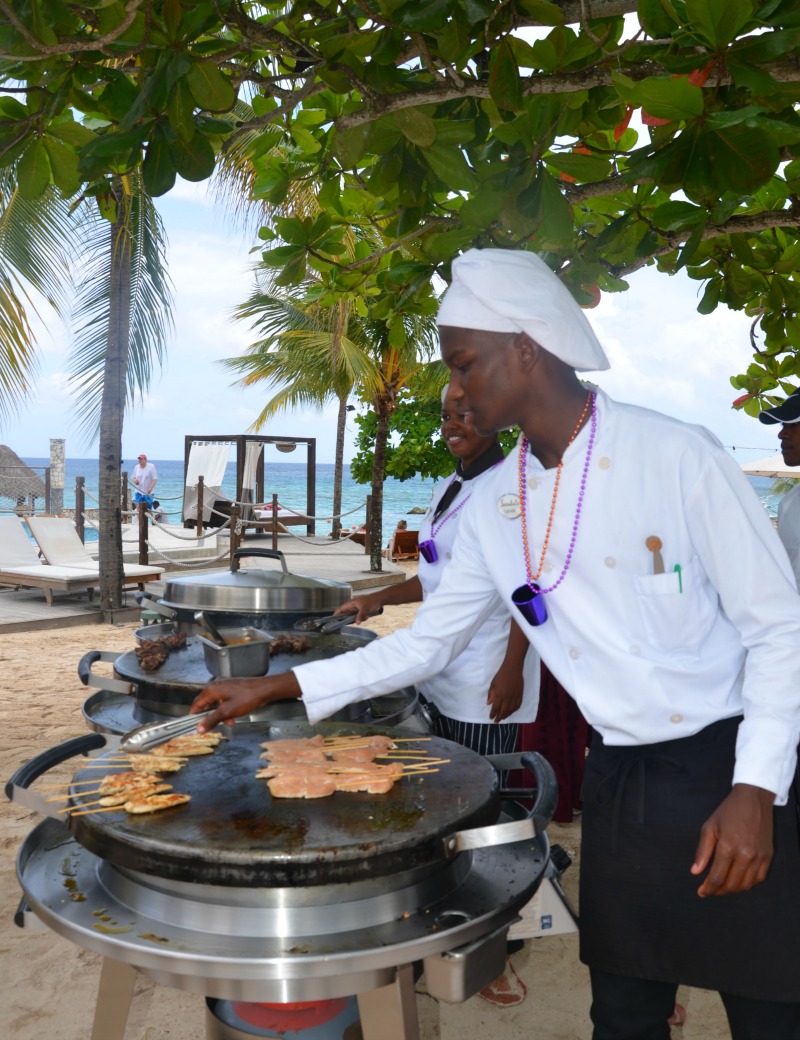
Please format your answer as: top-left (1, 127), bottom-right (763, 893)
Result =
top-left (0, 445), bottom-right (46, 509)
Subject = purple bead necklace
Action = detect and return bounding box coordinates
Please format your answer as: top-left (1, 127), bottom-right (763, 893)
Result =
top-left (419, 461), bottom-right (503, 564)
top-left (512, 392), bottom-right (597, 625)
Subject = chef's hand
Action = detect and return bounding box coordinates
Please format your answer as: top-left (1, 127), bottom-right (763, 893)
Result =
top-left (486, 663), bottom-right (524, 722)
top-left (334, 593), bottom-right (382, 623)
top-left (191, 673), bottom-right (302, 732)
top-left (691, 783), bottom-right (775, 897)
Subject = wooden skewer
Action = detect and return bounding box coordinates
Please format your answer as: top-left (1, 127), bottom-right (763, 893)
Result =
top-left (69, 805), bottom-right (126, 816)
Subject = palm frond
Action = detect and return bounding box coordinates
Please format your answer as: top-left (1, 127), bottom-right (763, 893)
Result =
top-left (67, 179), bottom-right (173, 443)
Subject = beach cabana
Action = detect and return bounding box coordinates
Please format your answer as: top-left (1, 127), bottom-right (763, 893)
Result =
top-left (182, 435), bottom-right (317, 535)
top-left (740, 453), bottom-right (800, 479)
top-left (0, 445), bottom-right (46, 513)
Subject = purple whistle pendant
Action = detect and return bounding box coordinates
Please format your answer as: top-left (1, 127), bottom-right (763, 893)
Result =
top-left (418, 539), bottom-right (438, 564)
top-left (512, 583), bottom-right (548, 626)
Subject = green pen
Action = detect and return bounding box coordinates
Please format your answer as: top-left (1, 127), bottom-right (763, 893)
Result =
top-left (674, 563), bottom-right (683, 593)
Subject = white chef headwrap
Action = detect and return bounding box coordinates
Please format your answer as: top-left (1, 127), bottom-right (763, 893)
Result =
top-left (437, 248), bottom-right (610, 372)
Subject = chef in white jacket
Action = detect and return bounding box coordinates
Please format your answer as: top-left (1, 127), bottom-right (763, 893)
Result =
top-left (195, 249), bottom-right (800, 1040)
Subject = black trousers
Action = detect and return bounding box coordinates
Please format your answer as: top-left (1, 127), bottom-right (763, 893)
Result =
top-left (590, 969), bottom-right (800, 1040)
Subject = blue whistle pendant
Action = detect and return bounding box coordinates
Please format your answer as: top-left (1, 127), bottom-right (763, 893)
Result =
top-left (512, 583), bottom-right (548, 626)
top-left (419, 539), bottom-right (438, 564)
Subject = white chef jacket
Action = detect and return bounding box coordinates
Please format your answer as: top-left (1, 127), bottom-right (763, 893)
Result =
top-left (296, 391), bottom-right (800, 803)
top-left (414, 471), bottom-right (538, 723)
top-left (777, 482), bottom-right (800, 589)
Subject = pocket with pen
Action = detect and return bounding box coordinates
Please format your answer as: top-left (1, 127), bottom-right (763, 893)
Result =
top-left (633, 555), bottom-right (717, 654)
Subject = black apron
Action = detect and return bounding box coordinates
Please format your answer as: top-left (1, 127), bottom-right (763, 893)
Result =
top-left (579, 716), bottom-right (800, 1001)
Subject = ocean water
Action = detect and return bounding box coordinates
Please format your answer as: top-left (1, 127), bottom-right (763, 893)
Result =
top-left (19, 457), bottom-right (438, 541)
top-left (17, 456), bottom-right (783, 538)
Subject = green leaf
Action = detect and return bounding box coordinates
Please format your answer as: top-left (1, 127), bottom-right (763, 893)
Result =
top-left (393, 0), bottom-right (451, 31)
top-left (0, 96), bottom-right (28, 119)
top-left (171, 130), bottom-right (215, 181)
top-left (697, 277), bottom-right (721, 314)
top-left (675, 219), bottom-right (705, 270)
top-left (393, 108), bottom-right (437, 148)
top-left (273, 250), bottom-right (307, 286)
top-left (167, 80), bottom-right (196, 143)
top-left (516, 0), bottom-right (564, 24)
top-left (163, 0), bottom-right (182, 38)
top-left (638, 0), bottom-right (680, 36)
top-left (186, 62), bottom-right (235, 112)
top-left (42, 136), bottom-right (80, 195)
top-left (703, 124), bottom-right (780, 194)
top-left (518, 168), bottom-right (573, 250)
top-left (17, 139), bottom-right (52, 199)
top-left (423, 142), bottom-right (476, 190)
top-left (47, 114), bottom-right (95, 148)
top-left (459, 189), bottom-right (504, 227)
top-left (615, 73), bottom-right (704, 120)
top-left (331, 123), bottom-right (372, 168)
top-left (488, 38), bottom-right (523, 113)
top-left (545, 152), bottom-right (612, 181)
top-left (650, 200), bottom-right (705, 231)
top-left (685, 0), bottom-right (754, 47)
top-left (142, 125), bottom-right (177, 196)
top-left (78, 128), bottom-right (145, 180)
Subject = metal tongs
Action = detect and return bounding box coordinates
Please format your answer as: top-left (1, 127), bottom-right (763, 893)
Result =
top-left (120, 710), bottom-right (218, 754)
top-left (293, 607), bottom-right (383, 633)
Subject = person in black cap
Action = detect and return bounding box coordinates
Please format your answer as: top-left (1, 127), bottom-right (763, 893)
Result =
top-left (759, 387), bottom-right (800, 586)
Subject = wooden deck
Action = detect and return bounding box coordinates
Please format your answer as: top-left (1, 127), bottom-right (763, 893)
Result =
top-left (0, 534), bottom-right (407, 633)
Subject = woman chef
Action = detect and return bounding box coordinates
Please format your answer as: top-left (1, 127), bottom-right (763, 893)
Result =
top-left (334, 382), bottom-right (538, 758)
top-left (193, 249), bottom-right (800, 1040)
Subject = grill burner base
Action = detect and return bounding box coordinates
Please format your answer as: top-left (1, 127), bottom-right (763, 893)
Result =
top-left (17, 815), bottom-right (545, 1039)
top-left (206, 996), bottom-right (361, 1039)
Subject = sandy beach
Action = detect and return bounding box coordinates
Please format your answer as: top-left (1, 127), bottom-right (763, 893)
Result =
top-left (0, 571), bottom-right (732, 1039)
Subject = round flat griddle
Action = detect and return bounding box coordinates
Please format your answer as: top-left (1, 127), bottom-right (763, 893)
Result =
top-left (116, 629), bottom-right (375, 710)
top-left (66, 720), bottom-right (499, 888)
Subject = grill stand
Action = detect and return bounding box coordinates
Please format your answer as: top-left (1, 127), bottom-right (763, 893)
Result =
top-left (86, 958), bottom-right (420, 1040)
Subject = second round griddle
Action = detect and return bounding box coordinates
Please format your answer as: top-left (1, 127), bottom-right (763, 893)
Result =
top-left (66, 720), bottom-right (499, 888)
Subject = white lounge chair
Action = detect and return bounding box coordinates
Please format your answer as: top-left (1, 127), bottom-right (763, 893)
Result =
top-left (25, 515), bottom-right (165, 588)
top-left (0, 516), bottom-right (100, 606)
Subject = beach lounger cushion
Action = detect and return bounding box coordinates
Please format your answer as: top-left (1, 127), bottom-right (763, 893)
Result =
top-left (25, 515), bottom-right (164, 585)
top-left (0, 517), bottom-right (100, 606)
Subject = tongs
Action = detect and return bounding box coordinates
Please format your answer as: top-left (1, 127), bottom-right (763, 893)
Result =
top-left (293, 607), bottom-right (382, 633)
top-left (120, 710), bottom-right (218, 754)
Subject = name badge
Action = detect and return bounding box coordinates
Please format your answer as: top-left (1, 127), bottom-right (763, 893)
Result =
top-left (497, 493), bottom-right (521, 519)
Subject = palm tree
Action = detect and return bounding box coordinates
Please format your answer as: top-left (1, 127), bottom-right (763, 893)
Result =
top-left (66, 174), bottom-right (172, 612)
top-left (0, 168), bottom-right (74, 423)
top-left (225, 285), bottom-right (381, 540)
top-left (0, 165), bottom-right (172, 614)
top-left (224, 278), bottom-right (439, 569)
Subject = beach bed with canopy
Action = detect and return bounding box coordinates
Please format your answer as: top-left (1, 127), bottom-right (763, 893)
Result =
top-left (182, 435), bottom-right (317, 535)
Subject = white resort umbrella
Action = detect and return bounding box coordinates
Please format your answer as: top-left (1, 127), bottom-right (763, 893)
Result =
top-left (741, 453), bottom-right (800, 479)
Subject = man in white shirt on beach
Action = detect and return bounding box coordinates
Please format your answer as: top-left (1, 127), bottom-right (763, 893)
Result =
top-left (193, 248), bottom-right (800, 1040)
top-left (131, 453), bottom-right (157, 506)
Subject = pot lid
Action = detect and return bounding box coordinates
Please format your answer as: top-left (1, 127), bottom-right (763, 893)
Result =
top-left (160, 548), bottom-right (351, 615)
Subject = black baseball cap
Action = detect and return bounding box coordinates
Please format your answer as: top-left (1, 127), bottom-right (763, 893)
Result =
top-left (758, 388), bottom-right (800, 425)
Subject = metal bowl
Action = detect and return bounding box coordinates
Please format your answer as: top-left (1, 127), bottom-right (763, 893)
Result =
top-left (133, 622), bottom-right (194, 645)
top-left (199, 628), bottom-right (272, 678)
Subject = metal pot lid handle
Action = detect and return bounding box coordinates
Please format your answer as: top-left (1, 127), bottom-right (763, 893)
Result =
top-left (134, 590), bottom-right (177, 620)
top-left (120, 709), bottom-right (218, 754)
top-left (232, 547), bottom-right (288, 573)
top-left (443, 751), bottom-right (557, 856)
top-left (5, 733), bottom-right (110, 817)
top-left (77, 650), bottom-right (134, 696)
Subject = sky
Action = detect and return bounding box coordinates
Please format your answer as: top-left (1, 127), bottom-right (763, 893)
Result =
top-left (1, 177), bottom-right (785, 467)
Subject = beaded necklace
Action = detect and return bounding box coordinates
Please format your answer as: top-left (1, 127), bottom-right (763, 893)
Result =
top-left (512, 391), bottom-right (597, 625)
top-left (419, 460), bottom-right (503, 564)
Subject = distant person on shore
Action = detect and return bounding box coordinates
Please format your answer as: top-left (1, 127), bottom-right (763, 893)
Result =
top-left (194, 248), bottom-right (800, 1038)
top-left (384, 518), bottom-right (408, 558)
top-left (132, 453), bottom-right (157, 507)
top-left (758, 386), bottom-right (800, 587)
